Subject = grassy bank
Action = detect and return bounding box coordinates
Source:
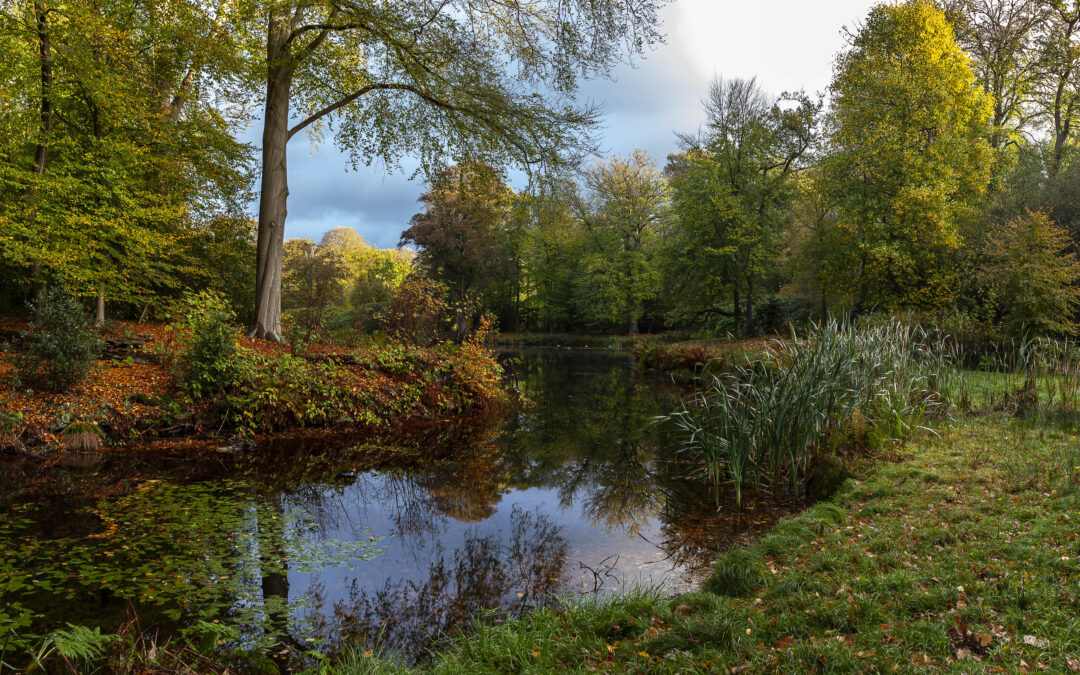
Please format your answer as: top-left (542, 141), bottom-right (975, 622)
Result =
top-left (0, 320), bottom-right (507, 452)
top-left (339, 415), bottom-right (1079, 673)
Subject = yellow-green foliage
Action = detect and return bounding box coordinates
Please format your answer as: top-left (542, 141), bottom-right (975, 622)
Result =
top-left (980, 210), bottom-right (1080, 337)
top-left (823, 0), bottom-right (993, 312)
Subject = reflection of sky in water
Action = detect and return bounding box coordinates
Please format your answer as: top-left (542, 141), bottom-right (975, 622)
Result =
top-left (0, 350), bottom-right (788, 667)
top-left (275, 349), bottom-right (709, 656)
top-left (289, 479), bottom-right (691, 610)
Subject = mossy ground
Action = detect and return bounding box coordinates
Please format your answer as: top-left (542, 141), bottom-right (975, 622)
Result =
top-left (340, 415), bottom-right (1080, 673)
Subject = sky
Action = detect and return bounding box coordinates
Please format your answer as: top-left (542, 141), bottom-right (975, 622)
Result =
top-left (273, 0), bottom-right (879, 249)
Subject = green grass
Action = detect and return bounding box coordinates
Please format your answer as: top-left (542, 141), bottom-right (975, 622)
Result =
top-left (338, 417), bottom-right (1080, 673)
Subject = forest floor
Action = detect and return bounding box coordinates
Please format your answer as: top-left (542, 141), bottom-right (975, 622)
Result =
top-left (348, 415), bottom-right (1080, 673)
top-left (0, 320), bottom-right (507, 452)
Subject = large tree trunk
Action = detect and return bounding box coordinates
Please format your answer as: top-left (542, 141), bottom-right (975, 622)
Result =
top-left (33, 1), bottom-right (52, 174)
top-left (29, 2), bottom-right (51, 299)
top-left (252, 11), bottom-right (295, 342)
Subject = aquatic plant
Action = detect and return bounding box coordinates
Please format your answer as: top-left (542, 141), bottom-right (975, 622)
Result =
top-left (667, 318), bottom-right (954, 506)
top-left (61, 421), bottom-right (103, 452)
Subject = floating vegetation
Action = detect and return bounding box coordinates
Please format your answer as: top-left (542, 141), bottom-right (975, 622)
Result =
top-left (0, 478), bottom-right (383, 663)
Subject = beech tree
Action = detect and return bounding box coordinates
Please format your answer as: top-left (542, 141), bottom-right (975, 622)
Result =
top-left (666, 77), bottom-right (818, 335)
top-left (576, 150), bottom-right (668, 334)
top-left (0, 0), bottom-right (250, 316)
top-left (249, 0), bottom-right (666, 340)
top-left (940, 0), bottom-right (1045, 149)
top-left (401, 163), bottom-right (517, 338)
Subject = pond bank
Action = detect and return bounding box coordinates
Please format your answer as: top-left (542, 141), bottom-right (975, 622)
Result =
top-left (3, 348), bottom-right (809, 672)
top-left (0, 322), bottom-right (508, 453)
top-left (360, 416), bottom-right (1080, 673)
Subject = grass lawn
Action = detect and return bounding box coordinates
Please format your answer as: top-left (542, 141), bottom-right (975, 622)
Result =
top-left (344, 415), bottom-right (1080, 673)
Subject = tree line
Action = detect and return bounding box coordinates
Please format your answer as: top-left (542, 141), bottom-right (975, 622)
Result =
top-left (4, 0), bottom-right (1080, 341)
top-left (0, 0), bottom-right (665, 337)
top-left (402, 0), bottom-right (1080, 339)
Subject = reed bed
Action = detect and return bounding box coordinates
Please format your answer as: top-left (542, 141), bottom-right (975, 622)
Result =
top-left (951, 336), bottom-right (1080, 418)
top-left (666, 318), bottom-right (955, 507)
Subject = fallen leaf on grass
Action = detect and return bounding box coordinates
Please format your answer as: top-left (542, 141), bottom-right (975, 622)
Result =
top-left (949, 616), bottom-right (993, 657)
top-left (774, 636), bottom-right (796, 649)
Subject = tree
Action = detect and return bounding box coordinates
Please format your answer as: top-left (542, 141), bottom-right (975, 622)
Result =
top-left (350, 246), bottom-right (414, 329)
top-left (248, 0), bottom-right (667, 341)
top-left (281, 237), bottom-right (348, 329)
top-left (0, 0), bottom-right (251, 316)
top-left (783, 170), bottom-right (841, 318)
top-left (666, 78), bottom-right (818, 335)
top-left (980, 210), bottom-right (1080, 336)
top-left (823, 0), bottom-right (994, 312)
top-left (519, 180), bottom-right (585, 332)
top-left (576, 150), bottom-right (668, 334)
top-left (1030, 1), bottom-right (1080, 175)
top-left (940, 0), bottom-right (1046, 149)
top-left (401, 163), bottom-right (517, 338)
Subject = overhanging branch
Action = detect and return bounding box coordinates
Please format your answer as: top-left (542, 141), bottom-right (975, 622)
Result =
top-left (287, 82), bottom-right (476, 141)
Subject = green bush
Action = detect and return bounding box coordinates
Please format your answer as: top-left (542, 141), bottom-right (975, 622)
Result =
top-left (14, 287), bottom-right (102, 392)
top-left (171, 290), bottom-right (242, 398)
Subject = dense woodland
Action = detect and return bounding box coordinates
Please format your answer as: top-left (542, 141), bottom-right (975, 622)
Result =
top-left (3, 0), bottom-right (1080, 343)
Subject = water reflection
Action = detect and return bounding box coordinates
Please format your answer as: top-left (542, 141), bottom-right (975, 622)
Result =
top-left (330, 507), bottom-right (565, 664)
top-left (0, 349), bottom-right (791, 667)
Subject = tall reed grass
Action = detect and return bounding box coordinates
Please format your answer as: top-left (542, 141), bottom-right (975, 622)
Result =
top-left (951, 336), bottom-right (1080, 418)
top-left (666, 318), bottom-right (955, 507)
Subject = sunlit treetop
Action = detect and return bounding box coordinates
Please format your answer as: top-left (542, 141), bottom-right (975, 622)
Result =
top-left (824, 0), bottom-right (994, 311)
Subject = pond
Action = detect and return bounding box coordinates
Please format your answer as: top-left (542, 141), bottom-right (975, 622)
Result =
top-left (0, 349), bottom-right (789, 667)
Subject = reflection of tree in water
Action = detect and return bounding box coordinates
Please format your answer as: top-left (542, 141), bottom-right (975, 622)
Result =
top-left (502, 351), bottom-right (675, 536)
top-left (654, 460), bottom-right (798, 575)
top-left (504, 351), bottom-right (792, 581)
top-left (415, 453), bottom-right (507, 522)
top-left (330, 506), bottom-right (566, 664)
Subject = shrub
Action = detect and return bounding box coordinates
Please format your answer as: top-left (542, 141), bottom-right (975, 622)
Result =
top-left (171, 290), bottom-right (242, 398)
top-left (379, 274), bottom-right (450, 346)
top-left (632, 341), bottom-right (716, 373)
top-left (980, 210), bottom-right (1080, 338)
top-left (14, 287), bottom-right (102, 392)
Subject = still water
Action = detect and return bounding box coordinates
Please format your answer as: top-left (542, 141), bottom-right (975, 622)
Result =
top-left (0, 349), bottom-right (777, 665)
